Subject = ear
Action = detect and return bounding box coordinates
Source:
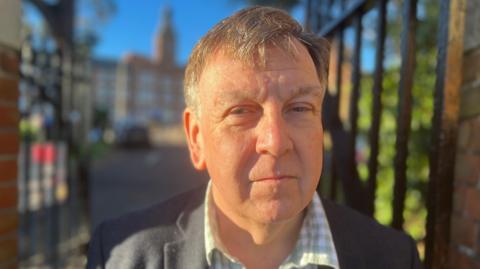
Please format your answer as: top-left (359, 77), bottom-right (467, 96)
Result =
top-left (183, 108), bottom-right (207, 170)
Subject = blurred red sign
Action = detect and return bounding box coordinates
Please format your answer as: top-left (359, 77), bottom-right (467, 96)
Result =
top-left (31, 143), bottom-right (56, 164)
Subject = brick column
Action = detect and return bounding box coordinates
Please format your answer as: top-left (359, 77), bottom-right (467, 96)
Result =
top-left (449, 0), bottom-right (480, 268)
top-left (0, 1), bottom-right (21, 268)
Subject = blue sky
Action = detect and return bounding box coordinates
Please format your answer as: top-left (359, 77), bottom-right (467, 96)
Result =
top-left (92, 0), bottom-right (305, 66)
top-left (23, 0), bottom-right (376, 71)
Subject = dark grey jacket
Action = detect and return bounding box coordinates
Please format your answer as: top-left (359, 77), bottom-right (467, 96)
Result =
top-left (87, 185), bottom-right (422, 269)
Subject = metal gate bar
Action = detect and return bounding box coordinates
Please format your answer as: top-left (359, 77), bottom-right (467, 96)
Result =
top-left (392, 0), bottom-right (417, 230)
top-left (366, 0), bottom-right (387, 216)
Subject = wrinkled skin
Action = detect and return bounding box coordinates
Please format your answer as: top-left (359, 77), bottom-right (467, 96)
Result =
top-left (184, 40), bottom-right (324, 229)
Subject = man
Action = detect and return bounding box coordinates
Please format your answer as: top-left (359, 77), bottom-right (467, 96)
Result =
top-left (87, 6), bottom-right (422, 269)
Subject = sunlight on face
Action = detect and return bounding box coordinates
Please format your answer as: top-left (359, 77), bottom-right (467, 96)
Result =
top-left (191, 40), bottom-right (324, 225)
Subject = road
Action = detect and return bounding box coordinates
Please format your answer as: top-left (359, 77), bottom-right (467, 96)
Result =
top-left (89, 145), bottom-right (209, 229)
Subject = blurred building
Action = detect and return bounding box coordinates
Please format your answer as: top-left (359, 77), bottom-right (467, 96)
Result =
top-left (91, 58), bottom-right (118, 128)
top-left (91, 7), bottom-right (184, 129)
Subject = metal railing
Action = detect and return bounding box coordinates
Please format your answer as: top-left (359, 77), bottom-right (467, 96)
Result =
top-left (306, 0), bottom-right (465, 267)
top-left (18, 32), bottom-right (91, 268)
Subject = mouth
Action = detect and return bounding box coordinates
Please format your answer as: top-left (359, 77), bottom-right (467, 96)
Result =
top-left (254, 175), bottom-right (296, 182)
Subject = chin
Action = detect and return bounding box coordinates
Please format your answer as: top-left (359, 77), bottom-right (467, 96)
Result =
top-left (252, 199), bottom-right (305, 224)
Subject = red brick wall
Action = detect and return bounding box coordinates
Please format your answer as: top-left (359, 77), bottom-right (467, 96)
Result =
top-left (449, 2), bottom-right (480, 267)
top-left (0, 44), bottom-right (20, 269)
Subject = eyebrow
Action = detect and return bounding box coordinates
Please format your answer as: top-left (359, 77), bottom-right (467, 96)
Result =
top-left (215, 85), bottom-right (323, 106)
top-left (285, 86), bottom-right (323, 102)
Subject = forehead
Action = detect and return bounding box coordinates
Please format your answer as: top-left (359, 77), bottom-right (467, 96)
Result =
top-left (207, 40), bottom-right (313, 71)
top-left (198, 41), bottom-right (318, 89)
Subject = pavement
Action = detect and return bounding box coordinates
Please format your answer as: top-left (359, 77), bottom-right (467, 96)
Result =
top-left (89, 144), bottom-right (209, 229)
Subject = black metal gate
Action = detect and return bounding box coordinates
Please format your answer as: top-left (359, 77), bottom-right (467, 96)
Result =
top-left (306, 0), bottom-right (465, 268)
top-left (18, 10), bottom-right (92, 268)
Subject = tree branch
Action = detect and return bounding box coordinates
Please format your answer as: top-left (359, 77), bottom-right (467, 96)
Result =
top-left (25, 0), bottom-right (55, 21)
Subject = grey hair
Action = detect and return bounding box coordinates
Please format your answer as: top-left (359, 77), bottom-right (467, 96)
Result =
top-left (184, 6), bottom-right (330, 115)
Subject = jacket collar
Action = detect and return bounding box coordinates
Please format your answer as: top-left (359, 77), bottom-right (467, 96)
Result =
top-left (164, 185), bottom-right (208, 269)
top-left (163, 186), bottom-right (366, 269)
top-left (321, 198), bottom-right (366, 269)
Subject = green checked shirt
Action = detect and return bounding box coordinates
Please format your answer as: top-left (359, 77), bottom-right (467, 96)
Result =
top-left (204, 181), bottom-right (340, 269)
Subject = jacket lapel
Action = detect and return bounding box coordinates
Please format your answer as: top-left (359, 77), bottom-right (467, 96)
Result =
top-left (163, 187), bottom-right (366, 269)
top-left (164, 187), bottom-right (208, 269)
top-left (321, 198), bottom-right (366, 269)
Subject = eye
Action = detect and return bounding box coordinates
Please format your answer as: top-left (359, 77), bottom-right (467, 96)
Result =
top-left (230, 106), bottom-right (252, 115)
top-left (224, 105), bottom-right (260, 127)
top-left (291, 106), bottom-right (312, 112)
top-left (287, 103), bottom-right (314, 113)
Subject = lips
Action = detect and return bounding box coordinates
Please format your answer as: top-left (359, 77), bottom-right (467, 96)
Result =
top-left (253, 175), bottom-right (296, 182)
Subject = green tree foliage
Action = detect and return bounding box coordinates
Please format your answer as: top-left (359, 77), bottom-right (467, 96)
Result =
top-left (356, 0), bottom-right (438, 252)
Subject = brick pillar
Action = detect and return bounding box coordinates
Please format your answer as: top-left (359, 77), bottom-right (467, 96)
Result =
top-left (449, 0), bottom-right (480, 268)
top-left (0, 1), bottom-right (21, 268)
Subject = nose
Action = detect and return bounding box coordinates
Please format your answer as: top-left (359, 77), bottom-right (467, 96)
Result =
top-left (255, 108), bottom-right (293, 157)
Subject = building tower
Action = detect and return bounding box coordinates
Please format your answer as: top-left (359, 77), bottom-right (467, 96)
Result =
top-left (154, 6), bottom-right (175, 66)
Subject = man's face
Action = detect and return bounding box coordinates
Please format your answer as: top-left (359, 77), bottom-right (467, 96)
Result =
top-left (184, 40), bottom-right (324, 225)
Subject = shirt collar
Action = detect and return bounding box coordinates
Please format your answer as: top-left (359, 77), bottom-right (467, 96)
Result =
top-left (204, 180), bottom-right (339, 268)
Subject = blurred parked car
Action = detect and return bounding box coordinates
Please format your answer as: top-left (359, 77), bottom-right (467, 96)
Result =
top-left (115, 121), bottom-right (151, 148)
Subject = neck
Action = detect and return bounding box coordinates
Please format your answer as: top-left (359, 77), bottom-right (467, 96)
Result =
top-left (211, 191), bottom-right (305, 269)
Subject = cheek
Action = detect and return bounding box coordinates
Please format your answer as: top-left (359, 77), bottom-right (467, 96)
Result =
top-left (204, 128), bottom-right (256, 179)
top-left (310, 131), bottom-right (324, 166)
top-left (295, 127), bottom-right (324, 173)
top-left (204, 130), bottom-right (257, 202)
